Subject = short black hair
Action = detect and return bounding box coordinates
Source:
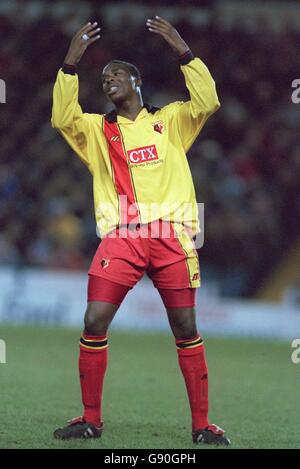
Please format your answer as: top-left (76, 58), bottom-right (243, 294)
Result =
top-left (103, 60), bottom-right (141, 80)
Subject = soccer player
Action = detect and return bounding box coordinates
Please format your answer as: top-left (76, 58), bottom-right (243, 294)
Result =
top-left (51, 16), bottom-right (230, 446)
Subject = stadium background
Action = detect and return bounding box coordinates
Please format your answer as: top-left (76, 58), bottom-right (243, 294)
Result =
top-left (0, 0), bottom-right (299, 449)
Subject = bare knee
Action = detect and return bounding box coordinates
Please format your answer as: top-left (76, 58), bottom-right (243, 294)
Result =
top-left (173, 321), bottom-right (198, 340)
top-left (84, 301), bottom-right (118, 336)
top-left (167, 307), bottom-right (198, 340)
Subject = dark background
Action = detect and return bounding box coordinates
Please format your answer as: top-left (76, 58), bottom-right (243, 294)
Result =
top-left (0, 0), bottom-right (299, 297)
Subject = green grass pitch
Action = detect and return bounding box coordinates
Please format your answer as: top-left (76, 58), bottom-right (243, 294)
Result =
top-left (0, 325), bottom-right (298, 449)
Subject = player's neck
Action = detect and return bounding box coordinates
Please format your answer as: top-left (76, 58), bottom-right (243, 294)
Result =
top-left (115, 95), bottom-right (144, 122)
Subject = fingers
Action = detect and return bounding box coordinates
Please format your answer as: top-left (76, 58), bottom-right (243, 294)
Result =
top-left (77, 22), bottom-right (92, 35)
top-left (88, 26), bottom-right (101, 38)
top-left (146, 27), bottom-right (165, 37)
top-left (153, 16), bottom-right (172, 27)
top-left (77, 23), bottom-right (101, 45)
top-left (87, 34), bottom-right (101, 45)
top-left (146, 16), bottom-right (170, 35)
top-left (76, 22), bottom-right (100, 38)
top-left (77, 22), bottom-right (93, 36)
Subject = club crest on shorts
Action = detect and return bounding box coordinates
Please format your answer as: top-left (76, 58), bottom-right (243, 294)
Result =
top-left (101, 258), bottom-right (110, 269)
top-left (152, 121), bottom-right (164, 134)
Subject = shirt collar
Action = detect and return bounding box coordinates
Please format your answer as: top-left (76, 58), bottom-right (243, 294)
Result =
top-left (105, 103), bottom-right (160, 123)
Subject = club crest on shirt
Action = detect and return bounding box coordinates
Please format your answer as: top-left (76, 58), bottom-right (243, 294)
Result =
top-left (152, 121), bottom-right (164, 134)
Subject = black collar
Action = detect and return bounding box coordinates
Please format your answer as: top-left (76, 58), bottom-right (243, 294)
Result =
top-left (105, 103), bottom-right (160, 123)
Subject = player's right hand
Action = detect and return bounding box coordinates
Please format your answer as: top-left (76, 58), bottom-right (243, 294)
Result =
top-left (64, 22), bottom-right (101, 65)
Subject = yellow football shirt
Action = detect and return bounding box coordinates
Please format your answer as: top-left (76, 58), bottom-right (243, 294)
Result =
top-left (51, 57), bottom-right (220, 238)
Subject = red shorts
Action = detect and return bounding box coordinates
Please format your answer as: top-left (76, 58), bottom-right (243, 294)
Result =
top-left (89, 221), bottom-right (200, 289)
top-left (88, 221), bottom-right (200, 308)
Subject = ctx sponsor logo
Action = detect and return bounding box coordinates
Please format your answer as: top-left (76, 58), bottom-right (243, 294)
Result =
top-left (128, 145), bottom-right (158, 165)
top-left (291, 79), bottom-right (300, 104)
top-left (291, 339), bottom-right (300, 364)
top-left (0, 79), bottom-right (6, 103)
top-left (0, 339), bottom-right (6, 364)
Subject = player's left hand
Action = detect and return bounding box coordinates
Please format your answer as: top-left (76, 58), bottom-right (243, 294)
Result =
top-left (146, 16), bottom-right (190, 56)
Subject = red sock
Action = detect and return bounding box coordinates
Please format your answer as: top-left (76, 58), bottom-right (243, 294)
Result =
top-left (176, 334), bottom-right (209, 431)
top-left (79, 333), bottom-right (108, 427)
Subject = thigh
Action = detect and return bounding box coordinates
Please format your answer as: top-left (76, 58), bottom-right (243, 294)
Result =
top-left (85, 276), bottom-right (131, 335)
top-left (88, 274), bottom-right (131, 305)
top-left (158, 287), bottom-right (197, 309)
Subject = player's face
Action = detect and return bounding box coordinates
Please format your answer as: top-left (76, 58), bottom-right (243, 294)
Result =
top-left (102, 65), bottom-right (137, 104)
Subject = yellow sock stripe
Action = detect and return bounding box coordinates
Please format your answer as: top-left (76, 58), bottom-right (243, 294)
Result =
top-left (81, 335), bottom-right (107, 342)
top-left (182, 336), bottom-right (201, 346)
top-left (80, 336), bottom-right (108, 349)
top-left (176, 342), bottom-right (203, 350)
top-left (176, 337), bottom-right (203, 350)
top-left (80, 343), bottom-right (109, 351)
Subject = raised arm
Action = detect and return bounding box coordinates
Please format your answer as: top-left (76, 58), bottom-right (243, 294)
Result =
top-left (51, 23), bottom-right (101, 166)
top-left (146, 16), bottom-right (220, 152)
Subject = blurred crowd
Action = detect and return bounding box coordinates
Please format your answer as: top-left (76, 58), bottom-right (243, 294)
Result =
top-left (0, 2), bottom-right (299, 296)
